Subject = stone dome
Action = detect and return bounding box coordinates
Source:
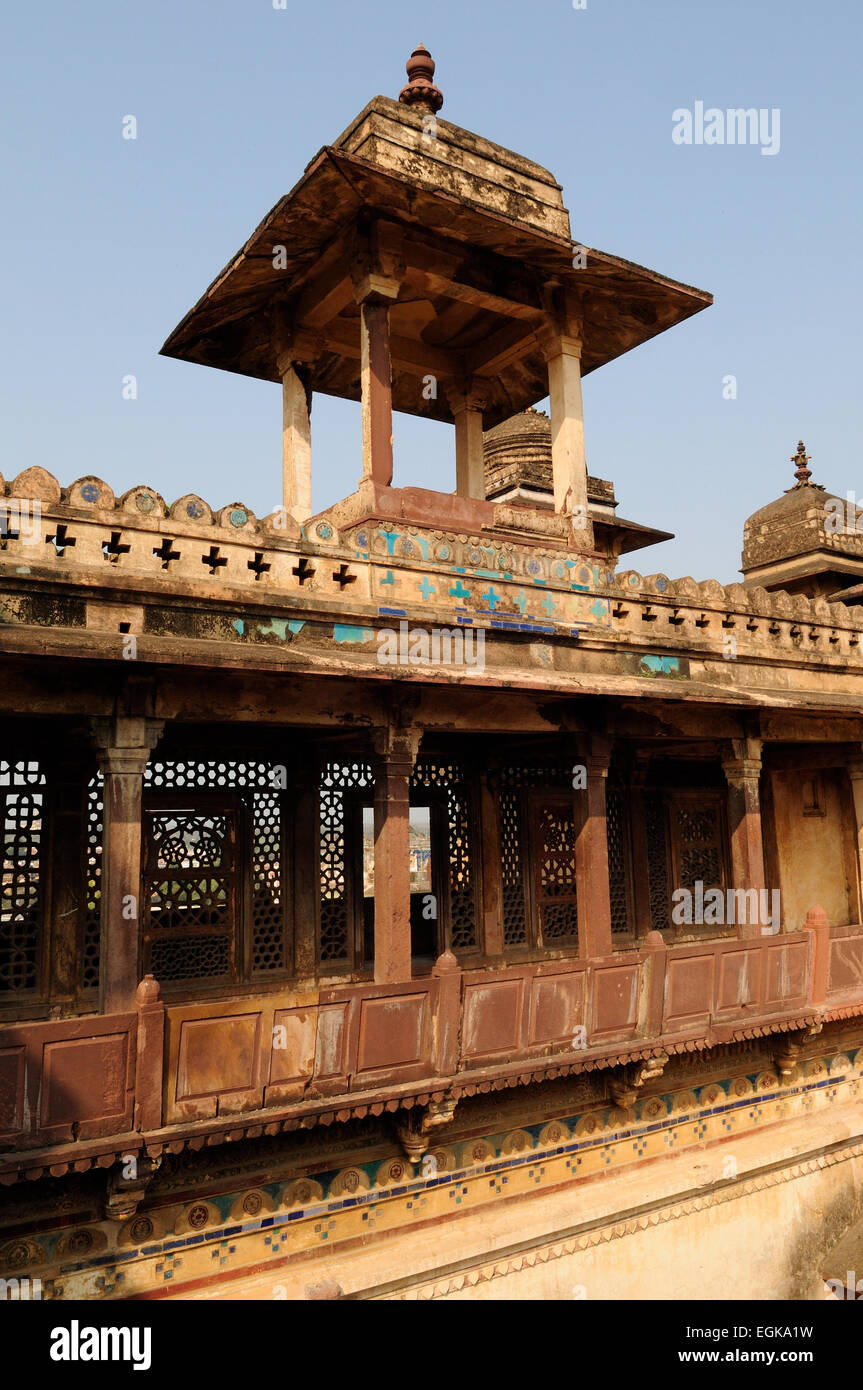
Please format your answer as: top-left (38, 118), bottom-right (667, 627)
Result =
top-left (482, 408), bottom-right (614, 506)
top-left (741, 442), bottom-right (863, 597)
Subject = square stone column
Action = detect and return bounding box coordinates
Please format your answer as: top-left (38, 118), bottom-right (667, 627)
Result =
top-left (371, 728), bottom-right (419, 984)
top-left (480, 767), bottom-right (504, 956)
top-left (539, 291), bottom-right (594, 547)
top-left (292, 754), bottom-right (321, 979)
top-left (91, 716), bottom-right (164, 1013)
top-left (628, 755), bottom-right (655, 939)
top-left (574, 738), bottom-right (613, 958)
top-left (446, 385), bottom-right (488, 499)
top-left (722, 738), bottom-right (768, 937)
top-left (350, 272), bottom-right (400, 489)
top-left (44, 749), bottom-right (91, 1007)
top-left (278, 357), bottom-right (313, 527)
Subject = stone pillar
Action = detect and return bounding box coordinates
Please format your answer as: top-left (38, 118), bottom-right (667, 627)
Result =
top-left (628, 756), bottom-right (654, 939)
top-left (574, 738), bottom-right (613, 958)
top-left (357, 291), bottom-right (397, 487)
top-left (370, 728), bottom-right (418, 984)
top-left (351, 220), bottom-right (402, 489)
top-left (133, 973), bottom-right (165, 1131)
top-left (846, 756), bottom-right (863, 923)
top-left (277, 357), bottom-right (313, 526)
top-left (292, 754), bottom-right (320, 979)
top-left (447, 386), bottom-right (487, 499)
top-left (432, 950), bottom-right (461, 1076)
top-left (722, 739), bottom-right (767, 938)
top-left (91, 716), bottom-right (164, 1014)
top-left (44, 750), bottom-right (90, 1007)
top-left (479, 768), bottom-right (504, 956)
top-left (539, 304), bottom-right (593, 548)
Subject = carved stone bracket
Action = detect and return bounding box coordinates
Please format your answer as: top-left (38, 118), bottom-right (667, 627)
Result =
top-left (395, 1109), bottom-right (428, 1164)
top-left (608, 1051), bottom-right (669, 1111)
top-left (773, 1032), bottom-right (805, 1082)
top-left (422, 1097), bottom-right (458, 1133)
top-left (103, 1154), bottom-right (161, 1222)
top-left (395, 1096), bottom-right (458, 1163)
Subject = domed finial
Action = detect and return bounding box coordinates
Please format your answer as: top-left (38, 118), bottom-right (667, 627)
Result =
top-left (792, 439), bottom-right (812, 485)
top-left (399, 44), bottom-right (444, 115)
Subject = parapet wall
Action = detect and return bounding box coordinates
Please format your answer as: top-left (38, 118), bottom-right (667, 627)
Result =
top-left (4, 468), bottom-right (863, 698)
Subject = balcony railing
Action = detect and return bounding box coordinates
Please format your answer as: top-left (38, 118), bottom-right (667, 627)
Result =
top-left (2, 911), bottom-right (861, 1183)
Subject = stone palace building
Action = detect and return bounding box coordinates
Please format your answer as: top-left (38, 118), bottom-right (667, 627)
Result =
top-left (1, 47), bottom-right (862, 1301)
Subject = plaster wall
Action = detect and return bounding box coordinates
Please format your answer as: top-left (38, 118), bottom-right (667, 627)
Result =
top-left (771, 768), bottom-right (856, 929)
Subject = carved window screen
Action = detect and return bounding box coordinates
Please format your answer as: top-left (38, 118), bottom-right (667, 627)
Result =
top-left (669, 794), bottom-right (727, 901)
top-left (141, 794), bottom-right (239, 986)
top-left (319, 761), bottom-right (373, 970)
top-left (531, 796), bottom-right (579, 947)
top-left (120, 757), bottom-right (289, 993)
top-left (0, 760), bottom-right (46, 999)
top-left (497, 764), bottom-right (578, 952)
top-left (606, 783), bottom-right (634, 937)
top-left (644, 790), bottom-right (672, 933)
top-left (145, 759), bottom-right (288, 980)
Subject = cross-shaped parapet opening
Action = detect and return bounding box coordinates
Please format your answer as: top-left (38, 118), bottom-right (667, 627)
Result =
top-left (0, 515), bottom-right (19, 547)
top-left (46, 523), bottom-right (76, 557)
top-left (102, 531), bottom-right (131, 564)
top-left (248, 551), bottom-right (271, 581)
top-left (153, 537), bottom-right (181, 570)
top-left (332, 563), bottom-right (356, 590)
top-left (292, 555), bottom-right (315, 586)
top-left (202, 545), bottom-right (228, 575)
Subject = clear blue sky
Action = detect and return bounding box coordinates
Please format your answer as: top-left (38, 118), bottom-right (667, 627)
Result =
top-left (2, 0), bottom-right (860, 583)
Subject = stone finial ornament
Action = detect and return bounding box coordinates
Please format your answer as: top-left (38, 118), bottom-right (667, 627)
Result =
top-left (791, 439), bottom-right (813, 486)
top-left (398, 43), bottom-right (444, 115)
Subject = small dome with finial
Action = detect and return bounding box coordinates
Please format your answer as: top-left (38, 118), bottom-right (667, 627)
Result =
top-left (399, 44), bottom-right (444, 115)
top-left (740, 438), bottom-right (860, 593)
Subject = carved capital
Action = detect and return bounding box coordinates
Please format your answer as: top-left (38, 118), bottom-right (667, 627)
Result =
top-left (536, 325), bottom-right (583, 364)
top-left (91, 716), bottom-right (164, 775)
top-left (444, 379), bottom-right (492, 416)
top-left (351, 271), bottom-right (401, 305)
top-left (371, 724), bottom-right (422, 767)
top-left (275, 336), bottom-right (322, 378)
top-left (272, 300), bottom-right (323, 369)
top-left (538, 283), bottom-right (584, 352)
top-left (722, 758), bottom-right (762, 788)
